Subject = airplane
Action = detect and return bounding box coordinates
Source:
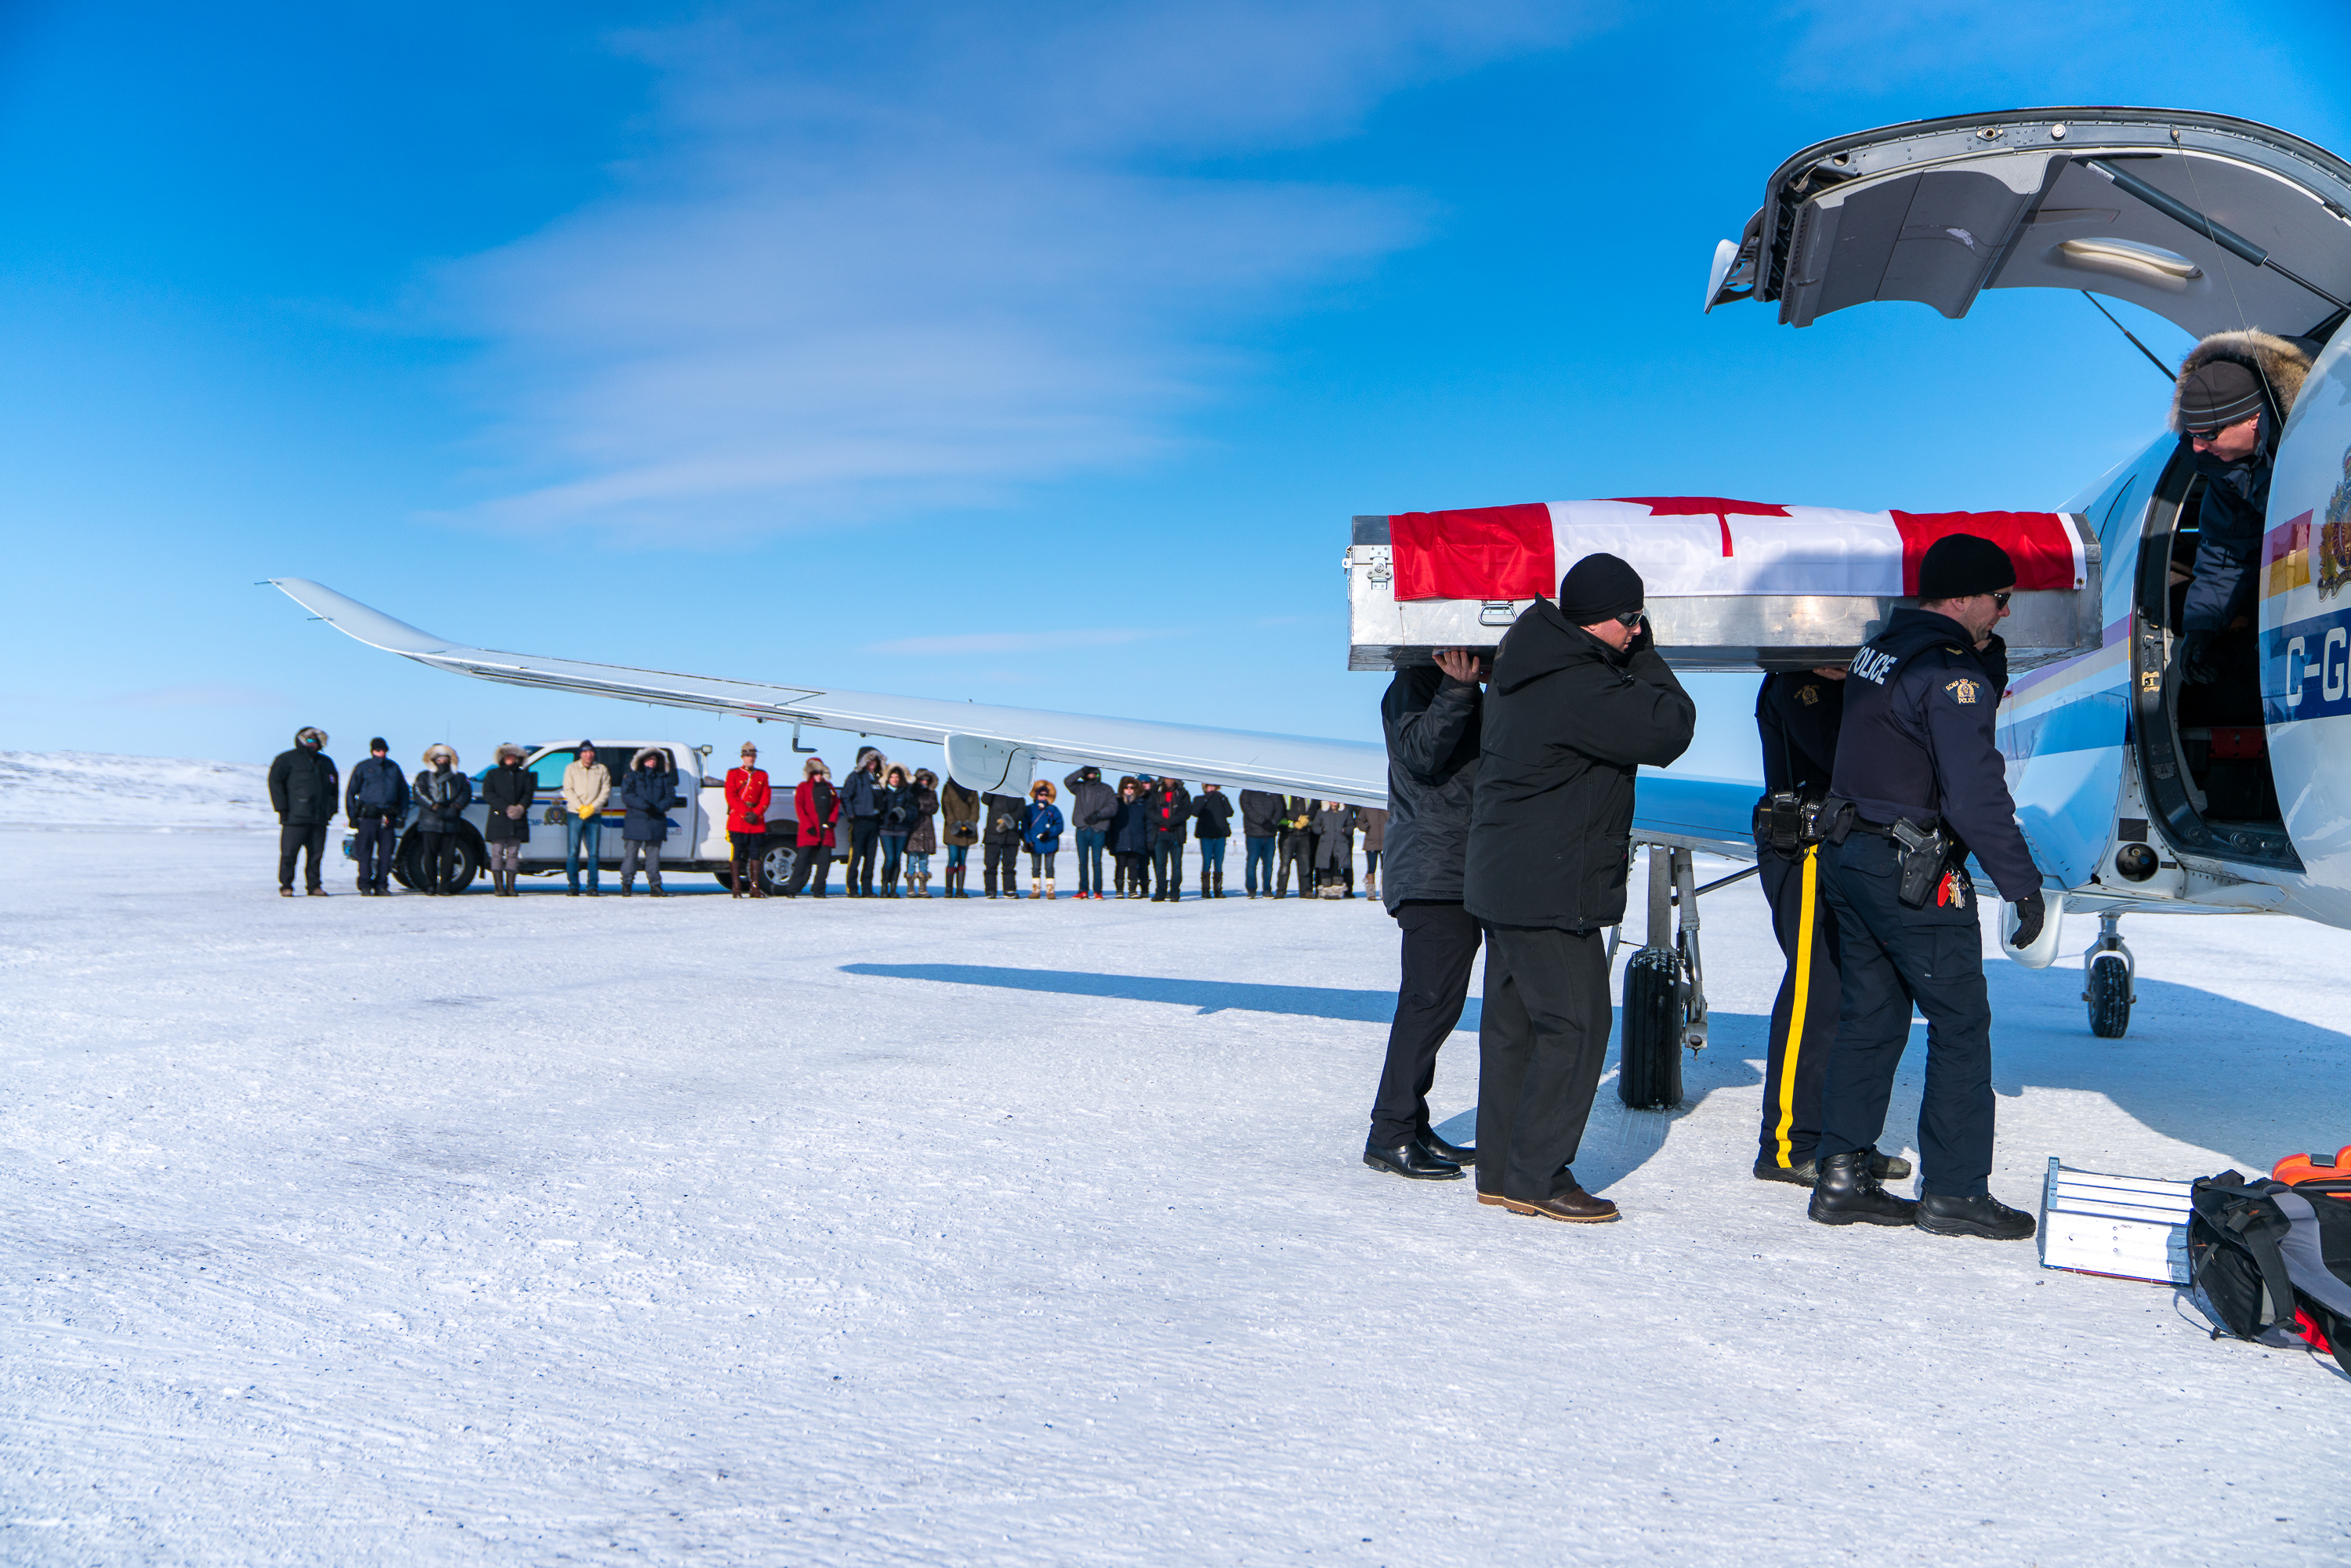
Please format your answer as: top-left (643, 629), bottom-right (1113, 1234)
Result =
top-left (270, 105), bottom-right (2351, 1110)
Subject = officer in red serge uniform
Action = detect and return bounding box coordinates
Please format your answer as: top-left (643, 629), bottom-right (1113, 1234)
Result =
top-left (1809, 534), bottom-right (2045, 1240)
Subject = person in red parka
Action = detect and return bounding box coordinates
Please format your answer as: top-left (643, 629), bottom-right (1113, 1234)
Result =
top-left (789, 757), bottom-right (842, 898)
top-left (724, 742), bottom-right (773, 899)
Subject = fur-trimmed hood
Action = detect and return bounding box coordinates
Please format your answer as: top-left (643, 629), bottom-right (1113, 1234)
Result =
top-left (2169, 330), bottom-right (2314, 434)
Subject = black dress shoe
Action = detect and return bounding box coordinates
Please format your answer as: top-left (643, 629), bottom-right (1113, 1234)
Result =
top-left (1807, 1150), bottom-right (1919, 1227)
top-left (1915, 1193), bottom-right (2036, 1240)
top-left (1417, 1130), bottom-right (1476, 1164)
top-left (1363, 1141), bottom-right (1463, 1181)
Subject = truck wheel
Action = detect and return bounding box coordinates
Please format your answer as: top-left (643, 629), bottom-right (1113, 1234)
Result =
top-left (2085, 951), bottom-right (2132, 1038)
top-left (397, 832), bottom-right (483, 893)
top-left (1617, 947), bottom-right (1685, 1110)
top-left (759, 840), bottom-right (797, 896)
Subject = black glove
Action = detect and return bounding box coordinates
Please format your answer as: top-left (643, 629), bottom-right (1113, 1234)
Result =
top-left (2009, 889), bottom-right (2046, 950)
top-left (2179, 630), bottom-right (2218, 686)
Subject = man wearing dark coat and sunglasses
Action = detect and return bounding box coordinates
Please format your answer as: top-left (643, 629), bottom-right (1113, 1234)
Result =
top-left (1464, 552), bottom-right (1695, 1224)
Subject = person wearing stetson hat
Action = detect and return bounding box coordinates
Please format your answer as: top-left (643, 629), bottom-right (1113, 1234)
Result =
top-left (1802, 532), bottom-right (2046, 1242)
top-left (1462, 552), bottom-right (1696, 1224)
top-left (2169, 330), bottom-right (2313, 684)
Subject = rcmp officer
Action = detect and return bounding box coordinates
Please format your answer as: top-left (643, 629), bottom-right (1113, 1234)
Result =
top-left (1808, 534), bottom-right (2044, 1240)
top-left (1749, 669), bottom-right (1911, 1191)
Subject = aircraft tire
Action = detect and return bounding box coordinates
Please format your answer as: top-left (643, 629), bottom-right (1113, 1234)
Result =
top-left (1618, 947), bottom-right (1685, 1110)
top-left (2085, 951), bottom-right (2132, 1039)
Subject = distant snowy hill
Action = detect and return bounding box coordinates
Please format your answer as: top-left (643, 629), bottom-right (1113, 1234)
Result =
top-left (0, 751), bottom-right (274, 829)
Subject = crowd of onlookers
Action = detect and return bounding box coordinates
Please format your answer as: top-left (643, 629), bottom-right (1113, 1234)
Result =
top-left (265, 729), bottom-right (1382, 902)
top-left (730, 743), bottom-right (1382, 901)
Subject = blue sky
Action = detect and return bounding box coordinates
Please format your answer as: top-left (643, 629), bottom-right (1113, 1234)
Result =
top-left (6, 0), bottom-right (2348, 782)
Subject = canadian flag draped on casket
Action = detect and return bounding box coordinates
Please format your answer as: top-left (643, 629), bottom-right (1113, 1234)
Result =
top-left (1345, 496), bottom-right (2101, 674)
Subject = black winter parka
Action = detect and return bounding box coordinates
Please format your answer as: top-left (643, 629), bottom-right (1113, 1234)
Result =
top-left (269, 746), bottom-right (340, 827)
top-left (1464, 602), bottom-right (1694, 931)
top-left (1379, 665), bottom-right (1481, 910)
top-left (1238, 789), bottom-right (1284, 839)
top-left (481, 761), bottom-right (534, 843)
top-left (1063, 770), bottom-right (1118, 835)
top-left (411, 766), bottom-right (473, 834)
top-left (1191, 790), bottom-right (1233, 838)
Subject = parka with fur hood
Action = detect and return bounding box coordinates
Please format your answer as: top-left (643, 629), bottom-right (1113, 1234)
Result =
top-left (2171, 329), bottom-right (2313, 633)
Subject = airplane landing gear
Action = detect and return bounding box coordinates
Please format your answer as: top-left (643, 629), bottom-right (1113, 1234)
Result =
top-left (2082, 911), bottom-right (2135, 1039)
top-left (1619, 846), bottom-right (1744, 1110)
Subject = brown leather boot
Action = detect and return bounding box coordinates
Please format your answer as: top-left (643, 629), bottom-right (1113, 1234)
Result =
top-left (1499, 1181), bottom-right (1619, 1224)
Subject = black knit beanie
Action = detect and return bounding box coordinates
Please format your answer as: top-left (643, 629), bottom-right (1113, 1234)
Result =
top-left (1558, 552), bottom-right (1645, 625)
top-left (1918, 534), bottom-right (2016, 601)
top-left (2177, 359), bottom-right (2264, 432)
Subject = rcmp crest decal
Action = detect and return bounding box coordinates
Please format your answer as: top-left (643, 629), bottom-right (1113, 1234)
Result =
top-left (1943, 677), bottom-right (1982, 705)
top-left (2320, 443), bottom-right (2351, 599)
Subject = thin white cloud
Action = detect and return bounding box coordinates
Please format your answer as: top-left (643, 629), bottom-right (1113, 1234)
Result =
top-left (433, 2), bottom-right (1600, 538)
top-left (864, 627), bottom-right (1166, 656)
top-left (110, 683), bottom-right (285, 708)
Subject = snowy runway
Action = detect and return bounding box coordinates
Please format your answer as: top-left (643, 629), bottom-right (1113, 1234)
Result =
top-left (2, 828), bottom-right (2346, 1563)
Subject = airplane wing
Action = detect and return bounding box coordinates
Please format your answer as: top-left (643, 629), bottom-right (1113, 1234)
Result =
top-left (269, 578), bottom-right (1761, 855)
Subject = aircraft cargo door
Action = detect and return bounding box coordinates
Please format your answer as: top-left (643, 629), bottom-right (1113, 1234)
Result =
top-left (2259, 329), bottom-right (2351, 916)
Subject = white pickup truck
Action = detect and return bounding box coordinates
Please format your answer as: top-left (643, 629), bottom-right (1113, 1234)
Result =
top-left (358, 739), bottom-right (819, 894)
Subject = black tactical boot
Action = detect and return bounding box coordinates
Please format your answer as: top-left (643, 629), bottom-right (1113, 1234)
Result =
top-left (1806, 1151), bottom-right (1919, 1227)
top-left (1915, 1193), bottom-right (2036, 1240)
top-left (1363, 1140), bottom-right (1462, 1181)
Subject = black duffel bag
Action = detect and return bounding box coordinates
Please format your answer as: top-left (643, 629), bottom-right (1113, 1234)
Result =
top-left (2186, 1172), bottom-right (2351, 1373)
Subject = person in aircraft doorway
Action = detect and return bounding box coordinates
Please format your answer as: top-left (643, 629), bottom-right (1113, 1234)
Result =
top-left (1809, 534), bottom-right (2044, 1241)
top-left (2171, 331), bottom-right (2312, 688)
top-left (1748, 670), bottom-right (1911, 1191)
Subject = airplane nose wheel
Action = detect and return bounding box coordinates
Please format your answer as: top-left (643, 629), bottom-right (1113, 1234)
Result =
top-left (2082, 911), bottom-right (2135, 1039)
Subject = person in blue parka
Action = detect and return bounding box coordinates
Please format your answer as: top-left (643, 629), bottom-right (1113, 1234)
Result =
top-left (1020, 779), bottom-right (1065, 901)
top-left (618, 746), bottom-right (678, 897)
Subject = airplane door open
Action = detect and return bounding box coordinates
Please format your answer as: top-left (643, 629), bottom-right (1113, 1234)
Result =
top-left (1708, 108), bottom-right (2351, 342)
top-left (2259, 329), bottom-right (2351, 918)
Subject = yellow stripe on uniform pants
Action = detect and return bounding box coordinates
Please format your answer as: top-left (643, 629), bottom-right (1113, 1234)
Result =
top-left (1772, 843), bottom-right (1817, 1168)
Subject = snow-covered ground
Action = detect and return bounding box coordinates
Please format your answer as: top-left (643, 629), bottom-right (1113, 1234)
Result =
top-left (0, 751), bottom-right (273, 831)
top-left (2, 803), bottom-right (2347, 1562)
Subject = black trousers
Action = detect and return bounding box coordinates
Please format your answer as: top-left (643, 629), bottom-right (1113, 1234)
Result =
top-left (1756, 841), bottom-right (1841, 1169)
top-left (1276, 833), bottom-right (1311, 895)
top-left (848, 817), bottom-right (881, 894)
top-left (418, 831), bottom-right (458, 893)
top-left (1151, 838), bottom-right (1183, 896)
top-left (1475, 924), bottom-right (1611, 1201)
top-left (786, 843), bottom-right (830, 896)
top-left (984, 841), bottom-right (1020, 895)
top-left (277, 821), bottom-right (328, 890)
top-left (1368, 901), bottom-right (1482, 1149)
top-left (1817, 833), bottom-right (1995, 1197)
top-left (1114, 849), bottom-right (1145, 893)
top-left (352, 817), bottom-right (399, 891)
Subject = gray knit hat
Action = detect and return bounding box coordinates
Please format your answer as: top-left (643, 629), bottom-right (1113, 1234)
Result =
top-left (2178, 359), bottom-right (2264, 432)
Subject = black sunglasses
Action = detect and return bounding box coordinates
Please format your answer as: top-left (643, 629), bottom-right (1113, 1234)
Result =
top-left (1992, 592), bottom-right (2012, 609)
top-left (1614, 610), bottom-right (1645, 628)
